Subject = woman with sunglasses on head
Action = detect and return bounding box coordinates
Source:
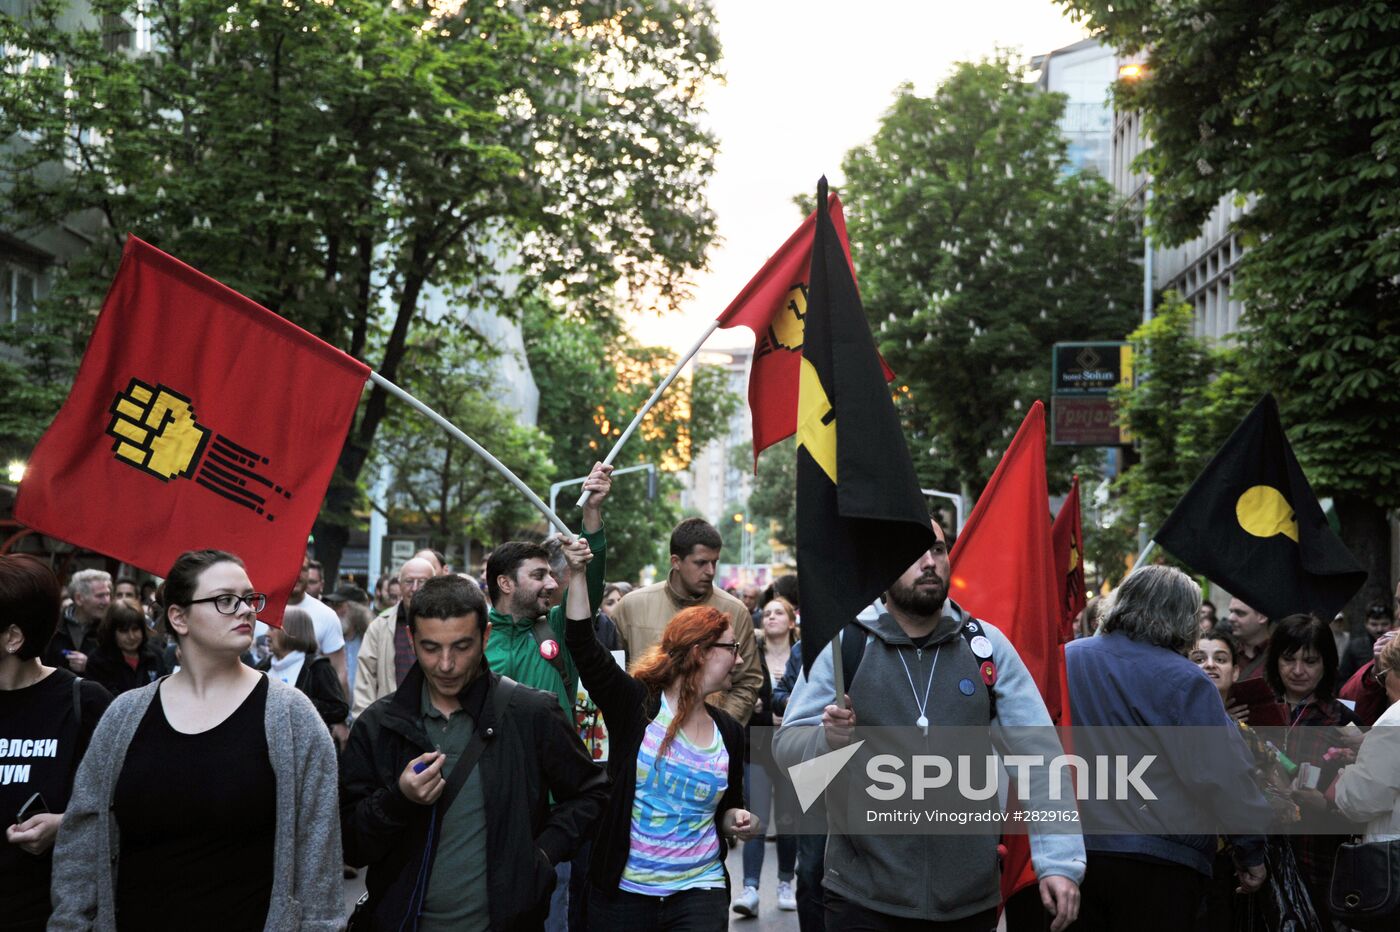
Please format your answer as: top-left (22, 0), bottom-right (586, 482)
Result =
top-left (560, 538), bottom-right (760, 931)
top-left (49, 549), bottom-right (342, 932)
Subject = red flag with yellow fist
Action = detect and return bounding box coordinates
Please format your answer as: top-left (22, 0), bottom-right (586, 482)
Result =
top-left (16, 235), bottom-right (370, 624)
top-left (716, 192), bottom-right (894, 462)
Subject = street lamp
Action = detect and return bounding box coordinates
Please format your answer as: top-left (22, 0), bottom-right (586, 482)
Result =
top-left (6, 460), bottom-right (24, 484)
top-left (732, 513), bottom-right (755, 567)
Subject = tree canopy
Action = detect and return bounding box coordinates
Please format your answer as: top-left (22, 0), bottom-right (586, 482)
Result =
top-left (840, 54), bottom-right (1142, 503)
top-left (1062, 0), bottom-right (1400, 612)
top-left (0, 0), bottom-right (723, 578)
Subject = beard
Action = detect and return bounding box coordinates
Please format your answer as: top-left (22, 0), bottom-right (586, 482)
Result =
top-left (886, 571), bottom-right (948, 617)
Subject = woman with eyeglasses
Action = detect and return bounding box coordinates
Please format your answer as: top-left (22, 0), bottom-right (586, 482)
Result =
top-left (558, 538), bottom-right (759, 931)
top-left (49, 549), bottom-right (342, 932)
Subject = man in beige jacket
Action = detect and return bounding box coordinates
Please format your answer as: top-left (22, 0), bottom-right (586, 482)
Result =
top-left (609, 517), bottom-right (762, 724)
top-left (351, 555), bottom-right (437, 718)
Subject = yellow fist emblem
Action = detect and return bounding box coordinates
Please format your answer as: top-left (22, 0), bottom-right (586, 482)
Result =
top-left (770, 283), bottom-right (808, 352)
top-left (106, 379), bottom-right (210, 481)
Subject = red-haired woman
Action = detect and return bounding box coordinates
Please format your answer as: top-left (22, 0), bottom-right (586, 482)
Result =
top-left (561, 538), bottom-right (759, 931)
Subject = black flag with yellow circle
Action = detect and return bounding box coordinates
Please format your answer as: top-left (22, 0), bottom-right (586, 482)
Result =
top-left (796, 177), bottom-right (935, 673)
top-left (1155, 393), bottom-right (1365, 620)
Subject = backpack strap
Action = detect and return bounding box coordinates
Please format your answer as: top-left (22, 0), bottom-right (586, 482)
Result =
top-left (842, 616), bottom-right (998, 721)
top-left (956, 617), bottom-right (998, 721)
top-left (529, 618), bottom-right (568, 682)
top-left (72, 675), bottom-right (83, 725)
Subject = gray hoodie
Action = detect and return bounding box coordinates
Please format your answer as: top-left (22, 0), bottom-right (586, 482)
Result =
top-left (773, 601), bottom-right (1085, 922)
top-left (48, 675), bottom-right (343, 931)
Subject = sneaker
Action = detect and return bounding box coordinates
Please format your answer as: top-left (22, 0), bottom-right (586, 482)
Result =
top-left (777, 880), bottom-right (797, 911)
top-left (732, 885), bottom-right (760, 917)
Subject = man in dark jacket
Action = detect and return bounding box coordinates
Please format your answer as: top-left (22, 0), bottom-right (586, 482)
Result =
top-left (340, 575), bottom-right (609, 931)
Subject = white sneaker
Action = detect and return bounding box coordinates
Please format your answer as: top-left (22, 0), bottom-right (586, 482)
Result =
top-left (732, 885), bottom-right (760, 917)
top-left (777, 880), bottom-right (797, 911)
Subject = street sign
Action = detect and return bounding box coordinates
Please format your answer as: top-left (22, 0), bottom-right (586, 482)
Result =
top-left (1051, 342), bottom-right (1132, 446)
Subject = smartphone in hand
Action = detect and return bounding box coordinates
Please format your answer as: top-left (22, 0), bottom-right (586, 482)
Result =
top-left (15, 792), bottom-right (49, 824)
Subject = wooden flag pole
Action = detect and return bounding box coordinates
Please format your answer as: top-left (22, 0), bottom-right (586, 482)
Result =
top-left (575, 319), bottom-right (721, 508)
top-left (368, 371), bottom-right (573, 537)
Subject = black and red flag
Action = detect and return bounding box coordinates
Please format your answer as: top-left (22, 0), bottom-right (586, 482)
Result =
top-left (16, 236), bottom-right (370, 624)
top-left (794, 177), bottom-right (933, 672)
top-left (715, 192), bottom-right (892, 463)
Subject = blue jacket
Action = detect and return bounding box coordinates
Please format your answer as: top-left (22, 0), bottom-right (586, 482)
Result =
top-left (1065, 632), bottom-right (1270, 875)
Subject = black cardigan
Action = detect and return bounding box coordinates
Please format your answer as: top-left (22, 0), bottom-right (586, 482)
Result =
top-left (564, 613), bottom-right (746, 893)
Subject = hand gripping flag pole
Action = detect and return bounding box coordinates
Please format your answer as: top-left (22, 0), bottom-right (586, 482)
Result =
top-left (371, 371), bottom-right (572, 536)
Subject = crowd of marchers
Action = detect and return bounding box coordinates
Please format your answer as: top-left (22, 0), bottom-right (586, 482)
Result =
top-left (3, 463), bottom-right (1399, 932)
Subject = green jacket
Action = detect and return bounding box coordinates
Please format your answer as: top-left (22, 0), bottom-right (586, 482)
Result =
top-left (485, 526), bottom-right (605, 718)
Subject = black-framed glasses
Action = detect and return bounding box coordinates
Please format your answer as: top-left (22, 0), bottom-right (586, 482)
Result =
top-left (185, 593), bottom-right (267, 615)
top-left (710, 640), bottom-right (740, 656)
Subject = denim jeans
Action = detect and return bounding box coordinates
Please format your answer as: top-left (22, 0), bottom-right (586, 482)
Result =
top-left (585, 885), bottom-right (727, 932)
top-left (796, 832), bottom-right (827, 932)
top-left (543, 860), bottom-right (570, 932)
top-left (742, 760), bottom-right (797, 887)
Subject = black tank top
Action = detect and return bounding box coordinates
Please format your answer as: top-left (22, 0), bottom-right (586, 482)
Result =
top-left (114, 676), bottom-right (275, 931)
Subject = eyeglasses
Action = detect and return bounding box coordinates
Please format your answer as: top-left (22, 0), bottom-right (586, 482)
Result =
top-left (185, 592), bottom-right (267, 615)
top-left (710, 641), bottom-right (740, 656)
top-left (1376, 666), bottom-right (1391, 686)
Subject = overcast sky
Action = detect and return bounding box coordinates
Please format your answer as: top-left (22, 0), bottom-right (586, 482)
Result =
top-left (627, 0), bottom-right (1089, 355)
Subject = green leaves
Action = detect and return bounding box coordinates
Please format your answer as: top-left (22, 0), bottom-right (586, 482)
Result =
top-left (841, 53), bottom-right (1142, 501)
top-left (1, 0), bottom-right (722, 575)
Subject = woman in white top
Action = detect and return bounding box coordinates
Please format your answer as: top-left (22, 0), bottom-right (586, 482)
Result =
top-left (1334, 635), bottom-right (1400, 841)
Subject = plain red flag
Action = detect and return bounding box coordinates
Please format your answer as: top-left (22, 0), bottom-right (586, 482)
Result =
top-left (947, 400), bottom-right (1067, 903)
top-left (715, 194), bottom-right (890, 460)
top-left (16, 236), bottom-right (370, 625)
top-left (1051, 475), bottom-right (1088, 641)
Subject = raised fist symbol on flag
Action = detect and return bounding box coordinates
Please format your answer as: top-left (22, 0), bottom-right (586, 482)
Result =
top-left (106, 379), bottom-right (210, 481)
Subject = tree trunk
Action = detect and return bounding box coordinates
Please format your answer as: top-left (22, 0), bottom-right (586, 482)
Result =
top-left (1333, 493), bottom-right (1392, 635)
top-left (312, 242), bottom-right (432, 584)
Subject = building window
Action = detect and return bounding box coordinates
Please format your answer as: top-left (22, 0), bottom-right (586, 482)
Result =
top-left (1, 264), bottom-right (38, 324)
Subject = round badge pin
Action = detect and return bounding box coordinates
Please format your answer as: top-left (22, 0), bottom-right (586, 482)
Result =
top-left (958, 678), bottom-right (976, 696)
top-left (980, 660), bottom-right (997, 686)
top-left (539, 639), bottom-right (560, 661)
top-left (969, 635), bottom-right (993, 659)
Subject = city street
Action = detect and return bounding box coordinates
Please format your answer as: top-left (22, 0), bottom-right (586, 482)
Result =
top-left (340, 840), bottom-right (803, 930)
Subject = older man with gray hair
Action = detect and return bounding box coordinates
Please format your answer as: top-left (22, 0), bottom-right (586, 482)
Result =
top-left (43, 568), bottom-right (112, 672)
top-left (1065, 565), bottom-right (1272, 932)
top-left (351, 556), bottom-right (438, 717)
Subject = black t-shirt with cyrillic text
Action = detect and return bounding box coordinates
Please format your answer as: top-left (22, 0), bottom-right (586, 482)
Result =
top-left (0, 668), bottom-right (112, 932)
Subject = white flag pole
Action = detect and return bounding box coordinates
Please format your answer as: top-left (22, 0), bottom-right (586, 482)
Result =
top-left (368, 371), bottom-right (572, 537)
top-left (575, 319), bottom-right (721, 508)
